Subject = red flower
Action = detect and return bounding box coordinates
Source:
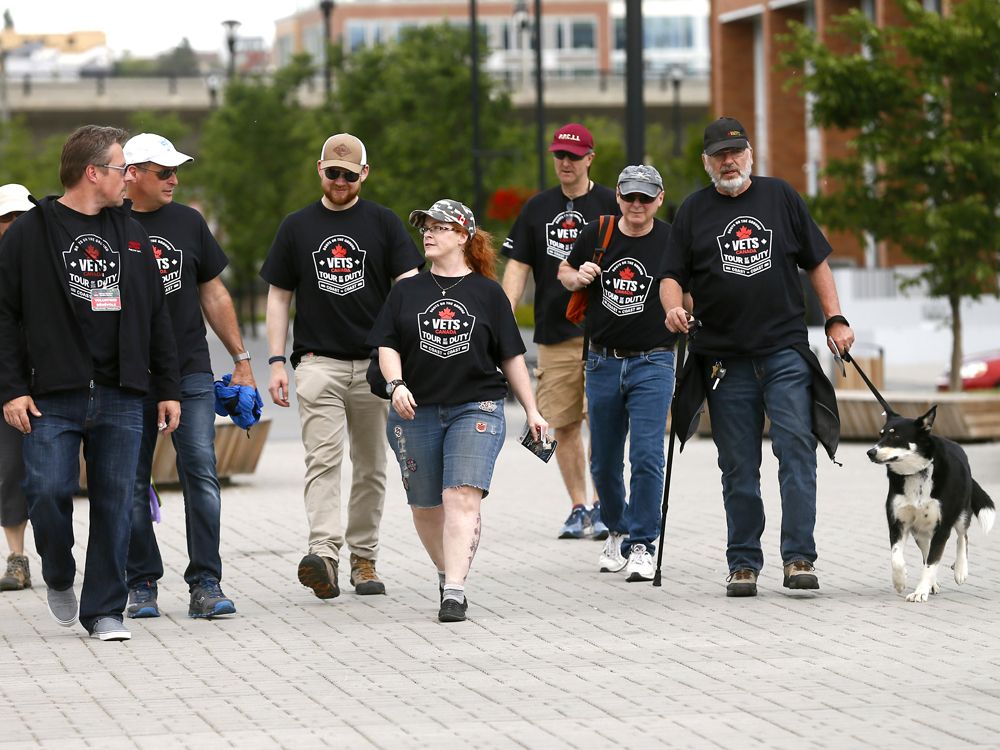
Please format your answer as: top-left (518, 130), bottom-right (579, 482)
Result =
top-left (487, 186), bottom-right (537, 222)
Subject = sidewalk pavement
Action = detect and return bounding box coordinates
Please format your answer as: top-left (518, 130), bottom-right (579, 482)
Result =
top-left (2, 403), bottom-right (999, 749)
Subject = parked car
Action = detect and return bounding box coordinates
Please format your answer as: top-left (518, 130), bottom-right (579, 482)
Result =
top-left (937, 350), bottom-right (1000, 391)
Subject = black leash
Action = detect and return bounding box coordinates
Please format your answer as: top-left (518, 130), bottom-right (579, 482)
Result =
top-left (842, 351), bottom-right (895, 415)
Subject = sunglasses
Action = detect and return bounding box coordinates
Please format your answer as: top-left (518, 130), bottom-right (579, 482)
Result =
top-left (134, 165), bottom-right (179, 180)
top-left (324, 167), bottom-right (361, 183)
top-left (98, 163), bottom-right (129, 173)
top-left (620, 192), bottom-right (658, 204)
top-left (552, 150), bottom-right (586, 162)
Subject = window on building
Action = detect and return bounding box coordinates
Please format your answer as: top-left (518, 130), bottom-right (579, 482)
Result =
top-left (614, 17), bottom-right (695, 50)
top-left (346, 23), bottom-right (366, 52)
top-left (571, 21), bottom-right (595, 49)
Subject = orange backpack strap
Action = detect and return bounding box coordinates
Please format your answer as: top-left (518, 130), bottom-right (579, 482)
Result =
top-left (594, 215), bottom-right (615, 264)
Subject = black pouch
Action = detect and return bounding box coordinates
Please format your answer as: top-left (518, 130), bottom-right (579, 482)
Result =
top-left (366, 350), bottom-right (389, 399)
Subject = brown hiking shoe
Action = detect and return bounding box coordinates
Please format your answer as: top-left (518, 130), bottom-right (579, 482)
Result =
top-left (783, 560), bottom-right (819, 590)
top-left (350, 554), bottom-right (386, 595)
top-left (726, 568), bottom-right (758, 597)
top-left (0, 553), bottom-right (31, 591)
top-left (297, 554), bottom-right (340, 599)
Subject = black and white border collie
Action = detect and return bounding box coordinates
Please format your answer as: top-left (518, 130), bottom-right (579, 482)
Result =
top-left (867, 405), bottom-right (995, 602)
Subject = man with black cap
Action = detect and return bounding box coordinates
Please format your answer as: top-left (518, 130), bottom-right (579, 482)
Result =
top-left (558, 165), bottom-right (676, 583)
top-left (122, 132), bottom-right (254, 620)
top-left (661, 116), bottom-right (854, 597)
top-left (261, 133), bottom-right (424, 601)
top-left (501, 123), bottom-right (619, 542)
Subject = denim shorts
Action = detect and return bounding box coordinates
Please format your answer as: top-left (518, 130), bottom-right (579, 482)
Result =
top-left (386, 400), bottom-right (506, 507)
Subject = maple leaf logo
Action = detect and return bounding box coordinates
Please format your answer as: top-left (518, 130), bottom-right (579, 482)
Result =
top-left (438, 307), bottom-right (456, 320)
top-left (84, 245), bottom-right (100, 260)
top-left (619, 267), bottom-right (635, 281)
top-left (736, 226), bottom-right (752, 240)
top-left (561, 218), bottom-right (576, 229)
top-left (152, 246), bottom-right (162, 259)
top-left (332, 244), bottom-right (348, 257)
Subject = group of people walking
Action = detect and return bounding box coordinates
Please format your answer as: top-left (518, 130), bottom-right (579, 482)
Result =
top-left (0, 114), bottom-right (854, 637)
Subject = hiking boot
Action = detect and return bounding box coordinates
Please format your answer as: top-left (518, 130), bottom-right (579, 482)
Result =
top-left (726, 569), bottom-right (758, 597)
top-left (438, 597), bottom-right (468, 622)
top-left (126, 581), bottom-right (160, 618)
top-left (46, 586), bottom-right (78, 627)
top-left (598, 533), bottom-right (628, 573)
top-left (90, 617), bottom-right (131, 641)
top-left (625, 544), bottom-right (655, 582)
top-left (589, 504), bottom-right (609, 541)
top-left (783, 560), bottom-right (819, 590)
top-left (298, 553), bottom-right (340, 599)
top-left (188, 577), bottom-right (237, 618)
top-left (0, 553), bottom-right (31, 591)
top-left (350, 553), bottom-right (386, 595)
top-left (558, 504), bottom-right (589, 539)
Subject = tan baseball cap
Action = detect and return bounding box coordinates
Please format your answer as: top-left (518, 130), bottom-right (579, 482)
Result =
top-left (319, 133), bottom-right (367, 172)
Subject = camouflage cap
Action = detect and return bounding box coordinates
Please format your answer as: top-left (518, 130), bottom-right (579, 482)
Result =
top-left (617, 165), bottom-right (664, 197)
top-left (408, 198), bottom-right (477, 236)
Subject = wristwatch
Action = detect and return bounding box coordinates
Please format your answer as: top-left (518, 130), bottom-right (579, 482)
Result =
top-left (386, 379), bottom-right (406, 396)
top-left (233, 351), bottom-right (251, 364)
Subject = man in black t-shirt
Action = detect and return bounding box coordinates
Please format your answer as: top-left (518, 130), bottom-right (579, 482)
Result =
top-left (501, 123), bottom-right (619, 541)
top-left (661, 117), bottom-right (855, 597)
top-left (261, 133), bottom-right (424, 601)
top-left (123, 132), bottom-right (256, 621)
top-left (0, 125), bottom-right (181, 641)
top-left (559, 165), bottom-right (676, 583)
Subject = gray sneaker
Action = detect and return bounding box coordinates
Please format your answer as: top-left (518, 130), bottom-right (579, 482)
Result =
top-left (46, 586), bottom-right (78, 627)
top-left (90, 617), bottom-right (131, 641)
top-left (126, 581), bottom-right (160, 618)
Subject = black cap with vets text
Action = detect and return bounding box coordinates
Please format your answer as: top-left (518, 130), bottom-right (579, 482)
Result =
top-left (703, 117), bottom-right (750, 155)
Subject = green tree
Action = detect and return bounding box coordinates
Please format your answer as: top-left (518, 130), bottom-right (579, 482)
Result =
top-left (782, 0), bottom-right (1000, 390)
top-left (192, 54), bottom-right (325, 332)
top-left (0, 116), bottom-right (64, 197)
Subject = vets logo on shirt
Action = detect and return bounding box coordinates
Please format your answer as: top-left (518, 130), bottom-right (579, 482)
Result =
top-left (601, 257), bottom-right (652, 316)
top-left (545, 210), bottom-right (585, 260)
top-left (149, 235), bottom-right (183, 294)
top-left (418, 298), bottom-right (476, 359)
top-left (313, 235), bottom-right (366, 296)
top-left (62, 234), bottom-right (120, 302)
top-left (717, 216), bottom-right (772, 277)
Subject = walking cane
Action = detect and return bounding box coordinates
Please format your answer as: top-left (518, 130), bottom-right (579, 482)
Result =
top-left (652, 317), bottom-right (700, 587)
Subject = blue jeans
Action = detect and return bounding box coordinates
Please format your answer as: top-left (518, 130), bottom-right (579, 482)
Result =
top-left (23, 385), bottom-right (143, 631)
top-left (585, 349), bottom-right (675, 556)
top-left (706, 348), bottom-right (817, 573)
top-left (128, 372), bottom-right (222, 589)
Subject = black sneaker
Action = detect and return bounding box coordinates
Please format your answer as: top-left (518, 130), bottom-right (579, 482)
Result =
top-left (188, 577), bottom-right (236, 618)
top-left (127, 581), bottom-right (160, 618)
top-left (298, 554), bottom-right (340, 599)
top-left (438, 597), bottom-right (468, 622)
top-left (783, 560), bottom-right (819, 590)
top-left (726, 569), bottom-right (758, 597)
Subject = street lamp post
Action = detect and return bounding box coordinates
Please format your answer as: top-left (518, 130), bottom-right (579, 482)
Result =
top-left (624, 0), bottom-right (644, 165)
top-left (670, 66), bottom-right (683, 157)
top-left (223, 19), bottom-right (241, 81)
top-left (319, 0), bottom-right (335, 100)
top-left (515, 0), bottom-right (545, 192)
top-left (470, 0), bottom-right (483, 220)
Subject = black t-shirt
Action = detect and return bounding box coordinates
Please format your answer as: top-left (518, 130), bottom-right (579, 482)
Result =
top-left (49, 201), bottom-right (122, 387)
top-left (131, 202), bottom-right (228, 376)
top-left (501, 183), bottom-right (619, 345)
top-left (367, 272), bottom-right (526, 405)
top-left (662, 177), bottom-right (832, 358)
top-left (566, 218), bottom-right (677, 351)
top-left (260, 198), bottom-right (424, 366)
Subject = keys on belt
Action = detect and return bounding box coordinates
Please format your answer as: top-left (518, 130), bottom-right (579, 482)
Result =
top-left (710, 360), bottom-right (728, 390)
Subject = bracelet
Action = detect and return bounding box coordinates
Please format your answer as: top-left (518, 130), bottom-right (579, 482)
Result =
top-left (268, 355), bottom-right (287, 365)
top-left (824, 315), bottom-right (850, 333)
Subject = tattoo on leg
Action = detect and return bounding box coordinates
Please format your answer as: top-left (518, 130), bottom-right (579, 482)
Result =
top-left (465, 513), bottom-right (482, 582)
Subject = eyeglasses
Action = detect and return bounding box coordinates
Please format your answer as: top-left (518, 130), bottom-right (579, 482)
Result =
top-left (552, 150), bottom-right (586, 162)
top-left (98, 163), bottom-right (129, 173)
top-left (620, 192), bottom-right (658, 205)
top-left (419, 225), bottom-right (460, 236)
top-left (0, 211), bottom-right (23, 224)
top-left (134, 165), bottom-right (178, 180)
top-left (324, 167), bottom-right (361, 183)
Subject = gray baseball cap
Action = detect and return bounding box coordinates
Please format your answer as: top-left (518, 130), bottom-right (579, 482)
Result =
top-left (408, 199), bottom-right (477, 236)
top-left (617, 165), bottom-right (664, 197)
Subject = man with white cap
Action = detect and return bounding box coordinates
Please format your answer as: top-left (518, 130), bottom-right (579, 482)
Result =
top-left (261, 133), bottom-right (423, 600)
top-left (121, 133), bottom-right (254, 619)
top-left (558, 165), bottom-right (677, 582)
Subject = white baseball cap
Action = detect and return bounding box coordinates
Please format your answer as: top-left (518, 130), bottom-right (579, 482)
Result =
top-left (0, 184), bottom-right (34, 215)
top-left (123, 133), bottom-right (193, 167)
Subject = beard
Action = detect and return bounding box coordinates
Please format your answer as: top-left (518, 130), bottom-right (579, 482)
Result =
top-left (705, 158), bottom-right (752, 195)
top-left (323, 180), bottom-right (361, 206)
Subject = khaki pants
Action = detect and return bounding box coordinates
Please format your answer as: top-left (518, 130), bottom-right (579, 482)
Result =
top-left (295, 355), bottom-right (388, 562)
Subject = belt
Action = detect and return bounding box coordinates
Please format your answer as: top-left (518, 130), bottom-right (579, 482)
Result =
top-left (590, 344), bottom-right (672, 359)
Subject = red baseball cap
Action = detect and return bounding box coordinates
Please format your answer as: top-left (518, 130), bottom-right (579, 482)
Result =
top-left (548, 123), bottom-right (594, 156)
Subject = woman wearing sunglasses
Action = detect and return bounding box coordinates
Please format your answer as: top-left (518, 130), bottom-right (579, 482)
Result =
top-left (368, 199), bottom-right (546, 622)
top-left (557, 165), bottom-right (678, 583)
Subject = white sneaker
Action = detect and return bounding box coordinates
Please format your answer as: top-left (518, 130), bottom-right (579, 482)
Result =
top-left (599, 533), bottom-right (628, 573)
top-left (626, 544), bottom-right (655, 582)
